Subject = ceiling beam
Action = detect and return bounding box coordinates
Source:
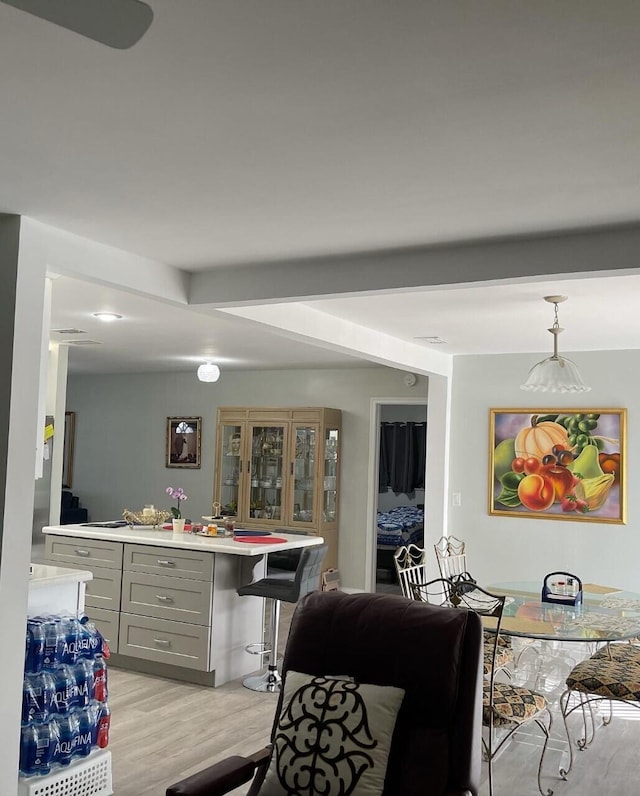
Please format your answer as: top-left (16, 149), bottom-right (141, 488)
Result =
top-left (188, 223), bottom-right (640, 307)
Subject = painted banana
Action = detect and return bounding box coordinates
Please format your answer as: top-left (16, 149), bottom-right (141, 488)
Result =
top-left (579, 473), bottom-right (615, 510)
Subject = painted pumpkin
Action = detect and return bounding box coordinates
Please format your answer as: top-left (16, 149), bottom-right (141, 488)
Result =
top-left (514, 416), bottom-right (569, 461)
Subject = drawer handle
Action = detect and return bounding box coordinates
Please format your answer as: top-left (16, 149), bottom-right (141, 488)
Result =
top-left (155, 594), bottom-right (174, 603)
top-left (157, 559), bottom-right (176, 567)
top-left (75, 549), bottom-right (91, 557)
top-left (153, 638), bottom-right (171, 647)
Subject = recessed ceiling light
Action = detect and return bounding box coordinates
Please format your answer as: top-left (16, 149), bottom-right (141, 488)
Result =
top-left (92, 312), bottom-right (123, 322)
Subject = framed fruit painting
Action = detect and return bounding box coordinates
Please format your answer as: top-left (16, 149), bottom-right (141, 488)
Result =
top-left (489, 408), bottom-right (626, 523)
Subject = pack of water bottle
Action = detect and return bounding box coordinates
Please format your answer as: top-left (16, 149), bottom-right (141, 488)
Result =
top-left (20, 614), bottom-right (111, 777)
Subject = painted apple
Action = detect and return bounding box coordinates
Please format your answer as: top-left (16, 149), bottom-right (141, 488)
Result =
top-left (523, 457), bottom-right (541, 475)
top-left (541, 464), bottom-right (575, 503)
top-left (517, 473), bottom-right (555, 511)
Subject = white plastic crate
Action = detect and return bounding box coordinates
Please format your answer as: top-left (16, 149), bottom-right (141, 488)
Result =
top-left (18, 749), bottom-right (112, 796)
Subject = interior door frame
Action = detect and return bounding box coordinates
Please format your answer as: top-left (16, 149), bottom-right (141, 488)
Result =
top-left (365, 397), bottom-right (429, 593)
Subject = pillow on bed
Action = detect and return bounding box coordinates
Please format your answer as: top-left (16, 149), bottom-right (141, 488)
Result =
top-left (258, 671), bottom-right (405, 796)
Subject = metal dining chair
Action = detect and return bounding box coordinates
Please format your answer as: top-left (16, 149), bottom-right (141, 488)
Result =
top-left (433, 537), bottom-right (519, 675)
top-left (393, 543), bottom-right (429, 599)
top-left (411, 579), bottom-right (553, 796)
top-left (434, 535), bottom-right (467, 580)
top-left (559, 640), bottom-right (640, 779)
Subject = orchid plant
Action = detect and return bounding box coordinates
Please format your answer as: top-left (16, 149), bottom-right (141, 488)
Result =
top-left (166, 486), bottom-right (188, 519)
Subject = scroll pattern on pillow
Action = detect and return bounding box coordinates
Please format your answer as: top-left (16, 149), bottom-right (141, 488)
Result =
top-left (258, 671), bottom-right (405, 796)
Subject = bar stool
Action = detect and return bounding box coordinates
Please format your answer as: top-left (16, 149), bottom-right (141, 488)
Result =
top-left (238, 543), bottom-right (328, 692)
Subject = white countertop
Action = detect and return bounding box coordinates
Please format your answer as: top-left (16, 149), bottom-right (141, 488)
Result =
top-left (42, 524), bottom-right (324, 556)
top-left (29, 563), bottom-right (93, 588)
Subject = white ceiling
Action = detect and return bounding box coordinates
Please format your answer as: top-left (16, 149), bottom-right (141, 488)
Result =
top-left (4, 1), bottom-right (640, 374)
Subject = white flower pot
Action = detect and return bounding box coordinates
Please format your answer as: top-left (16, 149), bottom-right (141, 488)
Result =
top-left (172, 518), bottom-right (186, 534)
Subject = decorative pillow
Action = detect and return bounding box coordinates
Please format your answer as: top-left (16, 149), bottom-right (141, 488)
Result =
top-left (258, 671), bottom-right (405, 796)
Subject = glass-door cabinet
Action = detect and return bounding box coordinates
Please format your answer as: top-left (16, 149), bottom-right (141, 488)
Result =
top-left (214, 407), bottom-right (341, 569)
top-left (291, 424), bottom-right (318, 528)
top-left (216, 422), bottom-right (244, 518)
top-left (248, 423), bottom-right (288, 522)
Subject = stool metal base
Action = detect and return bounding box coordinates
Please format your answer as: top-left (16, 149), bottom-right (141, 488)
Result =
top-left (243, 667), bottom-right (282, 693)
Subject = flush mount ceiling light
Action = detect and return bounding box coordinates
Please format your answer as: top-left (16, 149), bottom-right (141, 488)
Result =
top-left (520, 295), bottom-right (590, 393)
top-left (197, 361), bottom-right (221, 383)
top-left (92, 312), bottom-right (123, 322)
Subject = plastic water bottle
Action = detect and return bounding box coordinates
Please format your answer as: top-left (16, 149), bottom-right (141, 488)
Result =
top-left (43, 616), bottom-right (65, 669)
top-left (95, 700), bottom-right (111, 748)
top-left (52, 664), bottom-right (77, 714)
top-left (19, 720), bottom-right (58, 776)
top-left (53, 712), bottom-right (81, 766)
top-left (92, 656), bottom-right (108, 702)
top-left (60, 617), bottom-right (80, 665)
top-left (74, 706), bottom-right (96, 759)
top-left (25, 619), bottom-right (45, 674)
top-left (22, 671), bottom-right (56, 724)
top-left (73, 658), bottom-right (95, 707)
top-left (78, 615), bottom-right (108, 659)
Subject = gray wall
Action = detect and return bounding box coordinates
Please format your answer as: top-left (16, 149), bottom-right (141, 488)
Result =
top-left (449, 349), bottom-right (640, 592)
top-left (66, 365), bottom-right (426, 590)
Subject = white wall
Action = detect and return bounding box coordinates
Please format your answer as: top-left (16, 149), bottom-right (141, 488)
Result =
top-left (0, 216), bottom-right (49, 792)
top-left (449, 350), bottom-right (639, 592)
top-left (65, 365), bottom-right (427, 591)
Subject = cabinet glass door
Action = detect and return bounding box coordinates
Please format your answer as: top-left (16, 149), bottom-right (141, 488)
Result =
top-left (323, 427), bottom-right (339, 523)
top-left (248, 424), bottom-right (286, 521)
top-left (218, 424), bottom-right (243, 516)
top-left (292, 425), bottom-right (317, 526)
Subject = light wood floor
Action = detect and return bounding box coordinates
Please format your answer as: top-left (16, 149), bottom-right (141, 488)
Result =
top-left (106, 612), bottom-right (640, 796)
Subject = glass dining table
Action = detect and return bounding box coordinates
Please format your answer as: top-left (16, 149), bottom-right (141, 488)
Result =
top-left (486, 581), bottom-right (640, 781)
top-left (487, 581), bottom-right (640, 642)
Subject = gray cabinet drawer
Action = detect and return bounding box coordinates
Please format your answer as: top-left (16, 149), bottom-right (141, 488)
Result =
top-left (123, 544), bottom-right (213, 581)
top-left (45, 536), bottom-right (123, 569)
top-left (84, 565), bottom-right (122, 611)
top-left (121, 571), bottom-right (212, 626)
top-left (118, 613), bottom-right (210, 671)
top-left (85, 607), bottom-right (120, 655)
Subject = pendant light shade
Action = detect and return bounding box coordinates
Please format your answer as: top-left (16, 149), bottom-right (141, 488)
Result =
top-left (197, 361), bottom-right (220, 383)
top-left (520, 296), bottom-right (590, 393)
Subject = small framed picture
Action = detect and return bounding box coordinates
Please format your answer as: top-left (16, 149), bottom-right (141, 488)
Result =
top-left (489, 408), bottom-right (626, 523)
top-left (166, 417), bottom-right (202, 469)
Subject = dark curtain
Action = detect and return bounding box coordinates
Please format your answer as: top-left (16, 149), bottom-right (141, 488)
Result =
top-left (379, 422), bottom-right (426, 494)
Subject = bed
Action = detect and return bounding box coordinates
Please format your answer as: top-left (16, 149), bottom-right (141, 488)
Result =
top-left (376, 505), bottom-right (424, 583)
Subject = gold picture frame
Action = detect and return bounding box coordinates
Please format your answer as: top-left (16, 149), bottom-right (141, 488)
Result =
top-left (166, 416), bottom-right (202, 469)
top-left (489, 408), bottom-right (626, 523)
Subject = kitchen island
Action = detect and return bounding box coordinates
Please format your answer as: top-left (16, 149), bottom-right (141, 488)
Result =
top-left (42, 524), bottom-right (323, 686)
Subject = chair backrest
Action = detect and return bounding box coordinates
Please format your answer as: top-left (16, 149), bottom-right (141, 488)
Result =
top-left (265, 590), bottom-right (483, 796)
top-left (292, 543), bottom-right (328, 600)
top-left (434, 535), bottom-right (468, 580)
top-left (409, 577), bottom-right (457, 607)
top-left (448, 581), bottom-right (506, 695)
top-left (393, 544), bottom-right (429, 599)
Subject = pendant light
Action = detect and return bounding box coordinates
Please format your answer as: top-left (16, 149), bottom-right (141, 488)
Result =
top-left (520, 296), bottom-right (590, 393)
top-left (197, 361), bottom-right (220, 383)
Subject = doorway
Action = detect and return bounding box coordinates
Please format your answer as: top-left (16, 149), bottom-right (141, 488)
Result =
top-left (368, 400), bottom-right (427, 594)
